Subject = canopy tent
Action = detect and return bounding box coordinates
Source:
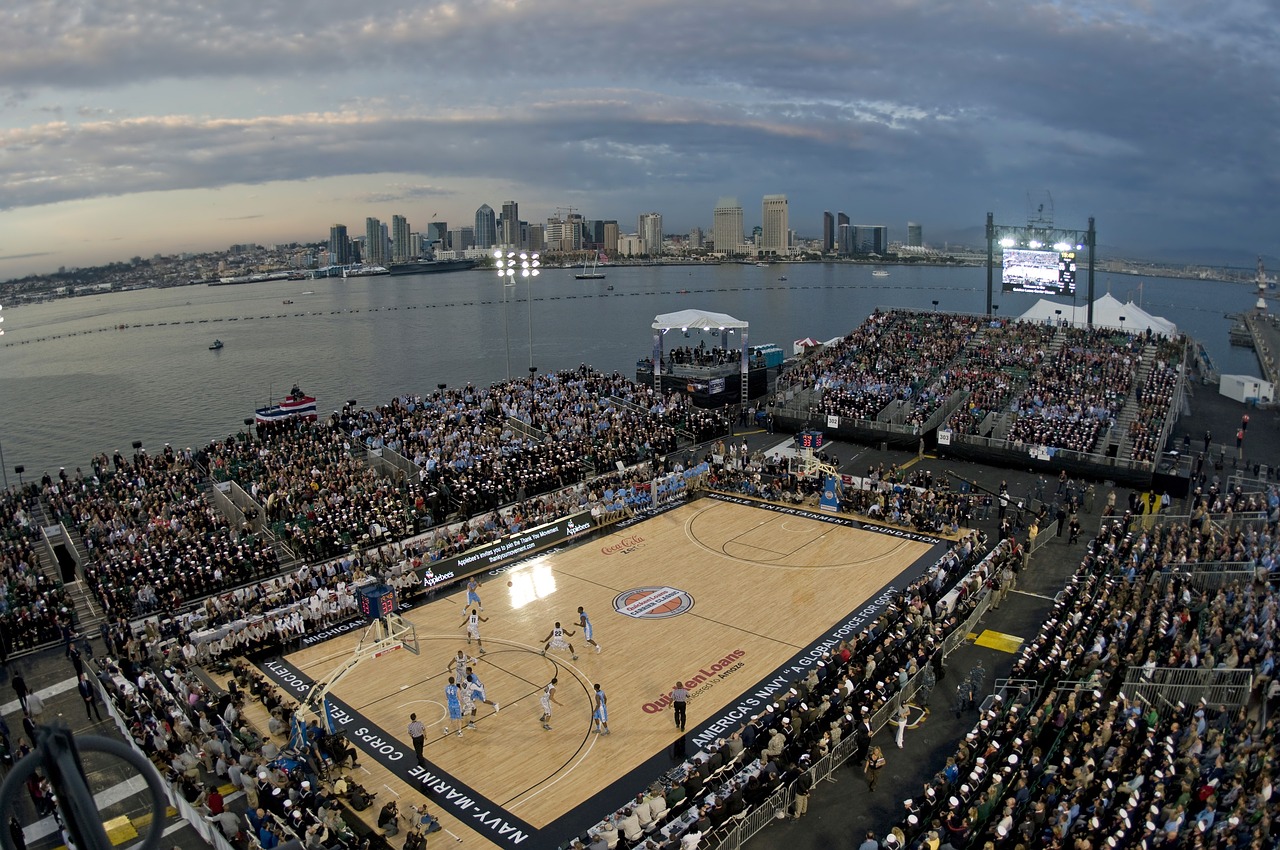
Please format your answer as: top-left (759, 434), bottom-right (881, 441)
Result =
top-left (793, 337), bottom-right (822, 355)
top-left (1017, 293), bottom-right (1177, 336)
top-left (651, 309), bottom-right (750, 332)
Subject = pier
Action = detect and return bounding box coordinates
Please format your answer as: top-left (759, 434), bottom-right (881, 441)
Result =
top-left (1239, 311), bottom-right (1280, 387)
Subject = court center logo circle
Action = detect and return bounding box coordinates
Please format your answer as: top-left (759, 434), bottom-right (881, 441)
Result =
top-left (613, 586), bottom-right (695, 619)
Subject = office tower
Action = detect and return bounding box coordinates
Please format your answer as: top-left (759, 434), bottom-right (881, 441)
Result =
top-left (391, 215), bottom-right (411, 264)
top-left (823, 211), bottom-right (835, 254)
top-left (566, 213), bottom-right (585, 252)
top-left (500, 201), bottom-right (520, 247)
top-left (475, 204), bottom-right (497, 249)
top-left (603, 221), bottom-right (619, 254)
top-left (688, 227), bottom-right (704, 249)
top-left (527, 224), bottom-right (545, 252)
top-left (712, 198), bottom-right (743, 255)
top-left (449, 227), bottom-right (475, 251)
top-left (751, 225), bottom-right (762, 247)
top-left (364, 217), bottom-right (386, 266)
top-left (907, 222), bottom-right (923, 248)
top-left (545, 215), bottom-right (565, 251)
top-left (585, 220), bottom-right (606, 248)
top-left (427, 221), bottom-right (448, 247)
top-left (761, 195), bottom-right (788, 255)
top-left (410, 232), bottom-right (425, 258)
top-left (853, 225), bottom-right (888, 255)
top-left (328, 224), bottom-right (350, 265)
top-left (838, 223), bottom-right (854, 256)
top-left (638, 212), bottom-right (663, 255)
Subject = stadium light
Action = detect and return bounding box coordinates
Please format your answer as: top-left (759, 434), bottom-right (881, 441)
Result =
top-left (524, 252), bottom-right (540, 371)
top-left (999, 237), bottom-right (1016, 249)
top-left (1053, 241), bottom-right (1072, 252)
top-left (1027, 240), bottom-right (1042, 250)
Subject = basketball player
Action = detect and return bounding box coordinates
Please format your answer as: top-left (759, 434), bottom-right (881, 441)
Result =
top-left (593, 683), bottom-right (610, 735)
top-left (578, 606), bottom-right (602, 653)
top-left (539, 677), bottom-right (561, 731)
top-left (459, 608), bottom-right (489, 654)
top-left (465, 576), bottom-right (483, 610)
top-left (542, 622), bottom-right (577, 661)
top-left (444, 677), bottom-right (464, 737)
top-left (466, 668), bottom-right (499, 716)
top-left (458, 672), bottom-right (476, 729)
top-left (447, 649), bottom-right (477, 683)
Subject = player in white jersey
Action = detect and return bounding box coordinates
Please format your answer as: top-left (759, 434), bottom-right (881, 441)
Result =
top-left (541, 622), bottom-right (577, 661)
top-left (465, 667), bottom-right (499, 716)
top-left (578, 606), bottom-right (602, 653)
top-left (538, 677), bottom-right (561, 731)
top-left (593, 683), bottom-right (609, 735)
top-left (447, 649), bottom-right (477, 683)
top-left (459, 608), bottom-right (489, 654)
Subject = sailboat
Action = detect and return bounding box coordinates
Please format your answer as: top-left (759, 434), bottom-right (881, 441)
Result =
top-left (574, 252), bottom-right (607, 280)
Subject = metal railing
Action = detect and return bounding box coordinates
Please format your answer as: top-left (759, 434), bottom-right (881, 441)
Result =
top-left (1120, 666), bottom-right (1255, 712)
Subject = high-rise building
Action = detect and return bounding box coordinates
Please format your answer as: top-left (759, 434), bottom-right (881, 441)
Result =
top-left (545, 215), bottom-right (565, 251)
top-left (638, 213), bottom-right (663, 256)
top-left (566, 213), bottom-right (585, 252)
top-left (713, 198), bottom-right (743, 255)
top-left (836, 213), bottom-right (851, 256)
top-left (391, 215), bottom-right (411, 264)
top-left (364, 217), bottom-right (386, 266)
top-left (688, 227), bottom-right (704, 249)
top-left (761, 195), bottom-right (789, 256)
top-left (475, 204), bottom-right (497, 249)
top-left (853, 225), bottom-right (888, 255)
top-left (838, 223), bottom-right (854, 256)
top-left (527, 224), bottom-right (545, 252)
top-left (907, 221), bottom-right (923, 248)
top-left (328, 224), bottom-right (350, 265)
top-left (603, 221), bottom-right (619, 254)
top-left (449, 227), bottom-right (475, 252)
top-left (427, 221), bottom-right (448, 247)
top-left (823, 211), bottom-right (835, 254)
top-left (500, 201), bottom-right (520, 248)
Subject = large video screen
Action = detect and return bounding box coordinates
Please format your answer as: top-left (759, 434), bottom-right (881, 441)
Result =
top-left (1002, 248), bottom-right (1077, 296)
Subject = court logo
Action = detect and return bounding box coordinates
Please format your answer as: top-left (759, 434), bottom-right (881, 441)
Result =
top-left (601, 535), bottom-right (645, 556)
top-left (614, 586), bottom-right (694, 619)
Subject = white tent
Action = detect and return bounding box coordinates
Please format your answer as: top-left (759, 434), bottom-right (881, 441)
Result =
top-left (793, 337), bottom-right (821, 355)
top-left (1017, 293), bottom-right (1177, 336)
top-left (651, 309), bottom-right (749, 332)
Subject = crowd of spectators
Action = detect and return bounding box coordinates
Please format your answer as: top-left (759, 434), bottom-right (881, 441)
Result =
top-left (41, 447), bottom-right (280, 620)
top-left (879, 510), bottom-right (1279, 850)
top-left (1127, 339), bottom-right (1185, 463)
top-left (0, 488), bottom-right (74, 651)
top-left (939, 321), bottom-right (1058, 437)
top-left (1004, 328), bottom-right (1142, 455)
top-left (801, 311), bottom-right (975, 426)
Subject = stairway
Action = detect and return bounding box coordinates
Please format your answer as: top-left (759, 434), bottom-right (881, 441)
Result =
top-left (29, 500), bottom-right (107, 631)
top-left (1111, 342), bottom-right (1157, 460)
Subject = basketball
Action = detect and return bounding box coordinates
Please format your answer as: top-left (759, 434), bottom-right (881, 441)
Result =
top-left (507, 581), bottom-right (513, 587)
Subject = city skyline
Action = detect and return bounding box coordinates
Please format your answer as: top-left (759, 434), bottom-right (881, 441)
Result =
top-left (0, 0), bottom-right (1275, 279)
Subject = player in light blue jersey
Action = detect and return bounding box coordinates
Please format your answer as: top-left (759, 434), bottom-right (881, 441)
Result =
top-left (578, 606), bottom-right (602, 653)
top-left (444, 677), bottom-right (463, 737)
top-left (593, 683), bottom-right (610, 735)
top-left (466, 576), bottom-right (483, 610)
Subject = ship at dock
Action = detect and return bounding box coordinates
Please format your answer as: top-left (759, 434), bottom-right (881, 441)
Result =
top-left (386, 259), bottom-right (479, 276)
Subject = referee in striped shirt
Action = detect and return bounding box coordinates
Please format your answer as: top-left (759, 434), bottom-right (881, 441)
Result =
top-left (408, 713), bottom-right (426, 765)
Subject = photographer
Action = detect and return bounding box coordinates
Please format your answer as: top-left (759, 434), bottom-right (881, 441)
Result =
top-left (377, 800), bottom-right (400, 836)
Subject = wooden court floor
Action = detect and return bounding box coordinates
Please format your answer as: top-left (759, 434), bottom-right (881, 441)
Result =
top-left (277, 498), bottom-right (938, 848)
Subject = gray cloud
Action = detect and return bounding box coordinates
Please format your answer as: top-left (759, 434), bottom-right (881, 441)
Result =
top-left (0, 0), bottom-right (1273, 260)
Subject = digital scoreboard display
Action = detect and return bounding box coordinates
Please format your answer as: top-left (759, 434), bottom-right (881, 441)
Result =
top-left (1002, 248), bottom-right (1078, 296)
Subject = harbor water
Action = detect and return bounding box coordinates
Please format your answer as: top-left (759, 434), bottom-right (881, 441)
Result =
top-left (0, 263), bottom-right (1262, 477)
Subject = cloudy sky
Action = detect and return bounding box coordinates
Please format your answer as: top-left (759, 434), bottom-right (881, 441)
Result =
top-left (0, 0), bottom-right (1275, 279)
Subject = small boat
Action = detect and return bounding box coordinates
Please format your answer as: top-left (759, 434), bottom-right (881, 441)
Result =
top-left (282, 299), bottom-right (294, 305)
top-left (872, 269), bottom-right (890, 277)
top-left (778, 276), bottom-right (788, 281)
top-left (209, 339), bottom-right (224, 350)
top-left (606, 285), bottom-right (614, 291)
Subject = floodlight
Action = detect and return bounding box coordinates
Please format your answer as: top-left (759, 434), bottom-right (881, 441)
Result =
top-left (1053, 242), bottom-right (1072, 252)
top-left (999, 237), bottom-right (1015, 249)
top-left (492, 250), bottom-right (502, 259)
top-left (1027, 240), bottom-right (1042, 249)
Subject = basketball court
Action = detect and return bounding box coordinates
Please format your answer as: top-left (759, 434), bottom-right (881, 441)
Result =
top-left (257, 495), bottom-right (946, 850)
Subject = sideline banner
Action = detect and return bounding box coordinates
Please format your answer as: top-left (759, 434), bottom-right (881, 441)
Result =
top-left (414, 512), bottom-right (593, 589)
